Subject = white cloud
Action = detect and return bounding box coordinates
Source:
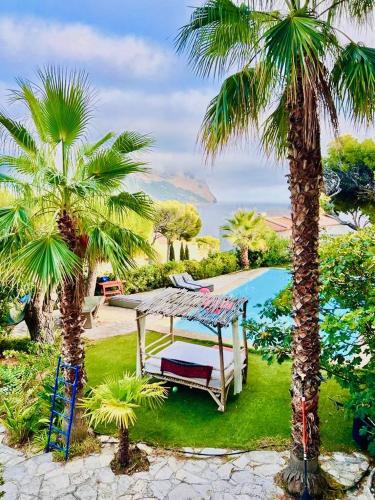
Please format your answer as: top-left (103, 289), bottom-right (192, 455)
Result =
top-left (94, 87), bottom-right (214, 149)
top-left (0, 16), bottom-right (173, 79)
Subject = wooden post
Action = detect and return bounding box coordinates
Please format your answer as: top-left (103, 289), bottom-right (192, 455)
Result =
top-left (217, 325), bottom-right (226, 412)
top-left (136, 311), bottom-right (146, 377)
top-left (170, 316), bottom-right (174, 342)
top-left (242, 302), bottom-right (248, 383)
top-left (232, 318), bottom-right (242, 395)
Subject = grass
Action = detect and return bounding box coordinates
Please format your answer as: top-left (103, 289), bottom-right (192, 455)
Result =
top-left (86, 332), bottom-right (354, 452)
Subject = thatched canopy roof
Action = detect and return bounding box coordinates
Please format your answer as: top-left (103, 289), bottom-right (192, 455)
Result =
top-left (136, 288), bottom-right (247, 327)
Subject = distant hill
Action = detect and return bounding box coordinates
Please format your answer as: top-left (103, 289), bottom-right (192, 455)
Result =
top-left (127, 172), bottom-right (216, 204)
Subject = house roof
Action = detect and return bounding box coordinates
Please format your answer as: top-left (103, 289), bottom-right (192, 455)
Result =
top-left (264, 213), bottom-right (342, 233)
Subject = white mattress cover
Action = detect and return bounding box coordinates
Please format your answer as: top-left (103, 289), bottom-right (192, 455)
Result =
top-left (144, 341), bottom-right (245, 389)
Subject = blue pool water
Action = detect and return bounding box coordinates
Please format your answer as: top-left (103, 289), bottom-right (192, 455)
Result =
top-left (176, 268), bottom-right (291, 338)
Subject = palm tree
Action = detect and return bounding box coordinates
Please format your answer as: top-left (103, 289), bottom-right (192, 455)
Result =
top-left (82, 374), bottom-right (167, 468)
top-left (176, 1), bottom-right (375, 494)
top-left (0, 68), bottom-right (154, 439)
top-left (221, 209), bottom-right (268, 268)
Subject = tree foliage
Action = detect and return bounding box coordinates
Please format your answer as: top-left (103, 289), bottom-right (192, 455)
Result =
top-left (0, 68), bottom-right (155, 290)
top-left (323, 135), bottom-right (375, 226)
top-left (153, 200), bottom-right (202, 260)
top-left (245, 228), bottom-right (375, 453)
top-left (221, 209), bottom-right (269, 252)
top-left (176, 1), bottom-right (375, 159)
top-left (195, 235), bottom-right (220, 254)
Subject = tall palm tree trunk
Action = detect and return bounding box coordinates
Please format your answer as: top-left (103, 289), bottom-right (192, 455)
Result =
top-left (117, 425), bottom-right (130, 467)
top-left (57, 209), bottom-right (88, 442)
top-left (85, 263), bottom-right (98, 297)
top-left (24, 289), bottom-right (55, 343)
top-left (239, 246), bottom-right (249, 269)
top-left (282, 73), bottom-right (326, 496)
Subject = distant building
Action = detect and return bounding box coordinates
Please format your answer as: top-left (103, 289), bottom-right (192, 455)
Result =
top-left (264, 213), bottom-right (352, 238)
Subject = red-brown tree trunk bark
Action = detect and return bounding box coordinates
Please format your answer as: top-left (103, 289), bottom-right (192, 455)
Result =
top-left (57, 209), bottom-right (88, 442)
top-left (117, 425), bottom-right (130, 467)
top-left (239, 246), bottom-right (249, 269)
top-left (282, 71), bottom-right (327, 496)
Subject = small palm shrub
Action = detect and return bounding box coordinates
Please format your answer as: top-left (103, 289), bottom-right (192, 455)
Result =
top-left (1, 394), bottom-right (41, 445)
top-left (82, 374), bottom-right (167, 470)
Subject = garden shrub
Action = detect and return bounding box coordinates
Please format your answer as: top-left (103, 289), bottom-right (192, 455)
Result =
top-left (247, 233), bottom-right (291, 268)
top-left (261, 233), bottom-right (291, 266)
top-left (0, 341), bottom-right (60, 447)
top-left (117, 251), bottom-right (240, 294)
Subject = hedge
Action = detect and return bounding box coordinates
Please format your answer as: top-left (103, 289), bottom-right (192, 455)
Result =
top-left (120, 251), bottom-right (240, 294)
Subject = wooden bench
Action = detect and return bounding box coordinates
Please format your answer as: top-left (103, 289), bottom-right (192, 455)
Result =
top-left (98, 280), bottom-right (124, 302)
top-left (82, 296), bottom-right (104, 329)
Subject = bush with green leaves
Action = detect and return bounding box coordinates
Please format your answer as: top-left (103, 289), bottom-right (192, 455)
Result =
top-left (0, 340), bottom-right (60, 447)
top-left (245, 227), bottom-right (375, 453)
top-left (116, 251), bottom-right (240, 294)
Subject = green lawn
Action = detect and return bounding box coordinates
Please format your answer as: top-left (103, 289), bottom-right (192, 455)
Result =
top-left (86, 333), bottom-right (354, 452)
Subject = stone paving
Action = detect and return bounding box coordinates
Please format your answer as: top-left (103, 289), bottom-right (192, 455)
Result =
top-left (0, 430), bottom-right (373, 500)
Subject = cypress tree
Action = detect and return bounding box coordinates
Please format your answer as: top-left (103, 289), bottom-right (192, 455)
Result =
top-left (169, 242), bottom-right (175, 261)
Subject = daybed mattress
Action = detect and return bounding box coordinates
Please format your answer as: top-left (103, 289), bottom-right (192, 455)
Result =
top-left (108, 295), bottom-right (141, 309)
top-left (144, 341), bottom-right (245, 390)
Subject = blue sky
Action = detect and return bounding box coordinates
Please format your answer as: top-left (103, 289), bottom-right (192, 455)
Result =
top-left (0, 1), bottom-right (374, 205)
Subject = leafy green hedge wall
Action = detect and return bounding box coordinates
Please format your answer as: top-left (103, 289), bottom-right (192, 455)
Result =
top-left (120, 251), bottom-right (240, 294)
top-left (106, 235), bottom-right (291, 295)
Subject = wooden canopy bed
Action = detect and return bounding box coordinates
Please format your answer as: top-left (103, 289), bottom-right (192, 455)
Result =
top-left (135, 288), bottom-right (248, 412)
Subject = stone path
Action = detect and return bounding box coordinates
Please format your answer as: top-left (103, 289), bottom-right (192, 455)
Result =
top-left (0, 432), bottom-right (372, 500)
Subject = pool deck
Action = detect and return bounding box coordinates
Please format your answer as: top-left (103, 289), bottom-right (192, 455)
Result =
top-left (12, 268), bottom-right (268, 343)
top-left (84, 267), bottom-right (268, 342)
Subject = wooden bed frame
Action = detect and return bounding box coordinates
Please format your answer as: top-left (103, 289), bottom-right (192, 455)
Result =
top-left (135, 288), bottom-right (248, 412)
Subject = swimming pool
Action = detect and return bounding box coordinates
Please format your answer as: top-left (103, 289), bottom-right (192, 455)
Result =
top-left (176, 268), bottom-right (291, 338)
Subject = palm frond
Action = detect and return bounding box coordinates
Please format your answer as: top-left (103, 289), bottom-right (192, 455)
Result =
top-left (261, 93), bottom-right (288, 157)
top-left (200, 66), bottom-right (267, 155)
top-left (107, 192), bottom-right (154, 220)
top-left (86, 150), bottom-right (147, 190)
top-left (81, 132), bottom-right (115, 157)
top-left (176, 0), bottom-right (270, 77)
top-left (86, 224), bottom-right (155, 271)
top-left (262, 11), bottom-right (334, 87)
top-left (112, 132), bottom-right (154, 154)
top-left (2, 234), bottom-right (79, 289)
top-left (0, 155), bottom-right (39, 176)
top-left (331, 43), bottom-right (375, 124)
top-left (0, 173), bottom-right (32, 196)
top-left (11, 78), bottom-right (47, 142)
top-left (81, 373), bottom-right (167, 430)
top-left (38, 66), bottom-right (92, 146)
top-left (0, 206), bottom-right (32, 237)
top-left (0, 114), bottom-right (38, 155)
top-left (323, 0), bottom-right (375, 23)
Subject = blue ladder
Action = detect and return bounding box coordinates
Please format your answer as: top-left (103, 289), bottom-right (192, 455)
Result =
top-left (46, 356), bottom-right (80, 460)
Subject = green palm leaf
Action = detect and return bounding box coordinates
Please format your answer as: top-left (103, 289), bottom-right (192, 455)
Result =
top-left (4, 234), bottom-right (79, 288)
top-left (0, 115), bottom-right (38, 155)
top-left (261, 92), bottom-right (288, 157)
top-left (81, 373), bottom-right (167, 430)
top-left (86, 150), bottom-right (146, 190)
top-left (332, 43), bottom-right (375, 123)
top-left (82, 132), bottom-right (116, 157)
top-left (176, 0), bottom-right (267, 77)
top-left (107, 192), bottom-right (154, 220)
top-left (38, 67), bottom-right (92, 146)
top-left (11, 78), bottom-right (48, 142)
top-left (112, 132), bottom-right (154, 154)
top-left (201, 66), bottom-right (266, 154)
